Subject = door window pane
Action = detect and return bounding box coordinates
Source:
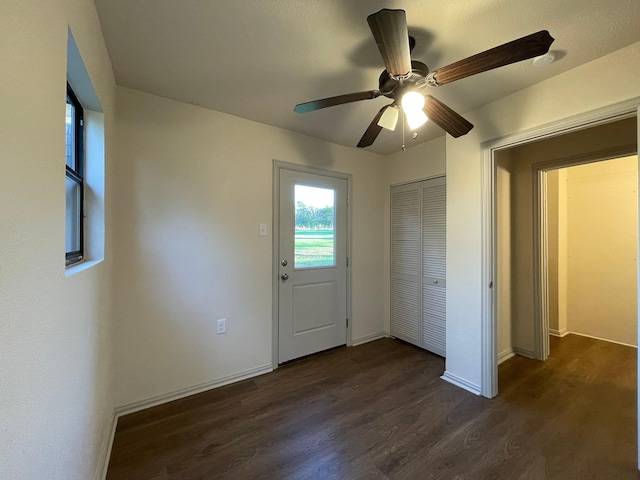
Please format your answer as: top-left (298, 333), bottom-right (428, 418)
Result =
top-left (295, 185), bottom-right (335, 268)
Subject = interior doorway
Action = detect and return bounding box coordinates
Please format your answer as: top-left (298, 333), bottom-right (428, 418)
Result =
top-left (483, 101), bottom-right (640, 469)
top-left (495, 117), bottom-right (637, 363)
top-left (542, 157), bottom-right (638, 353)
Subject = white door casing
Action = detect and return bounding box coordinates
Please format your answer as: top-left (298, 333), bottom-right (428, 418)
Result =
top-left (277, 168), bottom-right (348, 363)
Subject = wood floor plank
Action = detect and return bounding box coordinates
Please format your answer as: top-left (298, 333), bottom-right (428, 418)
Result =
top-left (107, 335), bottom-right (638, 479)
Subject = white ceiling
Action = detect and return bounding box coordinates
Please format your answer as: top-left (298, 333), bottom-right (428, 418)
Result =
top-left (94, 0), bottom-right (640, 155)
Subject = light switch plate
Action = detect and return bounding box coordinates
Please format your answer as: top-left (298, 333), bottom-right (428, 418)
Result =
top-left (259, 223), bottom-right (267, 236)
top-left (216, 318), bottom-right (226, 334)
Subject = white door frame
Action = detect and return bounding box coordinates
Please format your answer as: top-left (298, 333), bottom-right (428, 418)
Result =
top-left (481, 97), bottom-right (640, 399)
top-left (271, 160), bottom-right (353, 369)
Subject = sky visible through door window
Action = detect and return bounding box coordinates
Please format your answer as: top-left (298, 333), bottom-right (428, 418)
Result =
top-left (295, 184), bottom-right (335, 268)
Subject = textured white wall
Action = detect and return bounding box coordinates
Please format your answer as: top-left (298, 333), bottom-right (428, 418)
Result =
top-left (444, 42), bottom-right (640, 389)
top-left (112, 87), bottom-right (386, 407)
top-left (496, 151), bottom-right (513, 359)
top-left (0, 1), bottom-right (116, 480)
top-left (565, 157), bottom-right (638, 346)
top-left (557, 168), bottom-right (569, 335)
top-left (383, 136), bottom-right (447, 186)
top-left (546, 169), bottom-right (560, 333)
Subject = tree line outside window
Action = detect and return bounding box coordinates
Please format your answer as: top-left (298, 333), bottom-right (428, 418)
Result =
top-left (295, 202), bottom-right (334, 230)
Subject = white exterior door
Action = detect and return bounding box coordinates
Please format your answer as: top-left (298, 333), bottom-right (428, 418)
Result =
top-left (278, 168), bottom-right (348, 363)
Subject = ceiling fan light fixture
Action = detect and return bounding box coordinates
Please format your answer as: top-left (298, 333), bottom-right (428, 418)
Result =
top-left (377, 105), bottom-right (399, 130)
top-left (406, 109), bottom-right (428, 130)
top-left (401, 91), bottom-right (425, 113)
top-left (294, 9), bottom-right (551, 147)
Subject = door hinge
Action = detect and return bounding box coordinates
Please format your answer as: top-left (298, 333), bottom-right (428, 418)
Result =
top-left (346, 257), bottom-right (349, 267)
top-left (347, 195), bottom-right (350, 206)
top-left (346, 318), bottom-right (349, 328)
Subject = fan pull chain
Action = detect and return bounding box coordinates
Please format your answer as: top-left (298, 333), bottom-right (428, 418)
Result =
top-left (402, 110), bottom-right (406, 151)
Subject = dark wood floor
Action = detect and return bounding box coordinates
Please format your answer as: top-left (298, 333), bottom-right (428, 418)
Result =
top-left (107, 335), bottom-right (638, 479)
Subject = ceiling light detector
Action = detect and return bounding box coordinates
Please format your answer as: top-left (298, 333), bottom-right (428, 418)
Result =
top-left (532, 52), bottom-right (555, 67)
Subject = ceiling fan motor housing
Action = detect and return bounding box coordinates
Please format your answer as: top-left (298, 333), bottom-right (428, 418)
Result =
top-left (379, 61), bottom-right (430, 99)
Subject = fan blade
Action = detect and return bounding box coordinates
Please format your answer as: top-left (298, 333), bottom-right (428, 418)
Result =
top-left (430, 30), bottom-right (554, 85)
top-left (357, 105), bottom-right (390, 148)
top-left (294, 91), bottom-right (379, 113)
top-left (423, 96), bottom-right (474, 138)
top-left (367, 9), bottom-right (412, 78)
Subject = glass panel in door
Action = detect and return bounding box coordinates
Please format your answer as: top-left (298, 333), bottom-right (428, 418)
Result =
top-left (294, 184), bottom-right (335, 268)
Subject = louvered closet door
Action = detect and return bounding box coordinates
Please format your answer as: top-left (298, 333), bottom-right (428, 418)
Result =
top-left (391, 177), bottom-right (446, 357)
top-left (390, 183), bottom-right (422, 346)
top-left (422, 177), bottom-right (446, 356)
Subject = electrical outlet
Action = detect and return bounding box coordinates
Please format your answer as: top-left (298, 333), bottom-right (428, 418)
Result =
top-left (216, 318), bottom-right (226, 334)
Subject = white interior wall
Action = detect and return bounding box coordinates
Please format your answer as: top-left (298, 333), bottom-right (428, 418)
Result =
top-left (496, 151), bottom-right (513, 361)
top-left (546, 169), bottom-right (560, 334)
top-left (445, 41), bottom-right (640, 391)
top-left (557, 168), bottom-right (569, 335)
top-left (509, 147), bottom-right (538, 355)
top-left (113, 87), bottom-right (386, 407)
top-left (0, 1), bottom-right (116, 480)
top-left (563, 157), bottom-right (638, 346)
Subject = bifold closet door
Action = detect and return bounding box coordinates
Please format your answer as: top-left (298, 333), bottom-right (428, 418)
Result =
top-left (391, 177), bottom-right (446, 357)
top-left (390, 183), bottom-right (422, 346)
top-left (422, 177), bottom-right (446, 356)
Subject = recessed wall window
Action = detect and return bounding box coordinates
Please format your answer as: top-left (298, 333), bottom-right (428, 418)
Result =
top-left (66, 83), bottom-right (84, 266)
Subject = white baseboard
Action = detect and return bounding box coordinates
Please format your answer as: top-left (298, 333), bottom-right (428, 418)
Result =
top-left (569, 331), bottom-right (638, 349)
top-left (352, 331), bottom-right (389, 346)
top-left (96, 412), bottom-right (118, 480)
top-left (115, 364), bottom-right (273, 417)
top-left (512, 346), bottom-right (535, 359)
top-left (441, 371), bottom-right (482, 396)
top-left (549, 327), bottom-right (569, 337)
top-left (498, 348), bottom-right (515, 365)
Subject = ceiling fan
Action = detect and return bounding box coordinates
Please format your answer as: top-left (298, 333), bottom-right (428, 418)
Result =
top-left (294, 9), bottom-right (554, 148)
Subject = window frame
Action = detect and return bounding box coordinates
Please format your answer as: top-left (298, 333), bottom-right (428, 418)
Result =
top-left (65, 83), bottom-right (84, 266)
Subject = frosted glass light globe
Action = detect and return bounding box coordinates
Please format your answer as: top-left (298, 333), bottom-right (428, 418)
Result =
top-left (406, 110), bottom-right (428, 130)
top-left (401, 91), bottom-right (425, 112)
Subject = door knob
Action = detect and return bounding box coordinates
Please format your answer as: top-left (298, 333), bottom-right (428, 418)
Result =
top-left (281, 260), bottom-right (288, 266)
top-left (281, 273), bottom-right (289, 280)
